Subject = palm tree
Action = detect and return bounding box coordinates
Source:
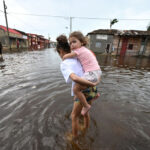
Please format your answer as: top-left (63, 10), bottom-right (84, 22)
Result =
top-left (147, 23), bottom-right (150, 31)
top-left (110, 18), bottom-right (118, 29)
top-left (140, 23), bottom-right (150, 56)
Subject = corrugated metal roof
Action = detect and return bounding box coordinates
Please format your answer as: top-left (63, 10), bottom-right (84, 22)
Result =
top-left (0, 25), bottom-right (22, 35)
top-left (88, 29), bottom-right (150, 36)
top-left (27, 33), bottom-right (37, 37)
top-left (14, 29), bottom-right (27, 35)
top-left (88, 29), bottom-right (117, 35)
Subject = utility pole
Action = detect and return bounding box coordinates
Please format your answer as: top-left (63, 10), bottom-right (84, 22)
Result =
top-left (70, 17), bottom-right (72, 34)
top-left (3, 0), bottom-right (11, 50)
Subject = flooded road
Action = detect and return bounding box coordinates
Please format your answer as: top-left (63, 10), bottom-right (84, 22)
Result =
top-left (0, 49), bottom-right (150, 150)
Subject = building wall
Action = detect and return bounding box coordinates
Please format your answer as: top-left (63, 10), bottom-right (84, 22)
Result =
top-left (89, 34), bottom-right (114, 53)
top-left (0, 28), bottom-right (28, 50)
top-left (89, 32), bottom-right (150, 57)
top-left (27, 37), bottom-right (32, 49)
top-left (8, 38), bottom-right (28, 49)
top-left (19, 39), bottom-right (28, 48)
top-left (112, 36), bottom-right (121, 55)
top-left (113, 36), bottom-right (142, 56)
top-left (144, 39), bottom-right (150, 56)
top-left (9, 38), bottom-right (17, 49)
top-left (0, 28), bottom-right (8, 46)
top-left (125, 37), bottom-right (141, 56)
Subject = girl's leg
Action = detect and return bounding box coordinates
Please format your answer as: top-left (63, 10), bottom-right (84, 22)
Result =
top-left (71, 101), bottom-right (82, 137)
top-left (74, 83), bottom-right (91, 116)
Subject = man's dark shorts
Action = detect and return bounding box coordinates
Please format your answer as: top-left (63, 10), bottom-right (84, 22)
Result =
top-left (74, 86), bottom-right (98, 103)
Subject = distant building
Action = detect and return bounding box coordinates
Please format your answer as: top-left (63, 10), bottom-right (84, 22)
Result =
top-left (49, 41), bottom-right (56, 48)
top-left (37, 35), bottom-right (46, 49)
top-left (0, 25), bottom-right (29, 50)
top-left (27, 33), bottom-right (38, 50)
top-left (0, 27), bottom-right (8, 48)
top-left (87, 29), bottom-right (150, 57)
top-left (45, 39), bottom-right (50, 48)
top-left (14, 29), bottom-right (28, 49)
top-left (27, 34), bottom-right (50, 50)
top-left (0, 25), bottom-right (50, 51)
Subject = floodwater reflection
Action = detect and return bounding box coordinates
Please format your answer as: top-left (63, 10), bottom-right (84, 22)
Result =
top-left (0, 49), bottom-right (150, 150)
top-left (97, 54), bottom-right (150, 69)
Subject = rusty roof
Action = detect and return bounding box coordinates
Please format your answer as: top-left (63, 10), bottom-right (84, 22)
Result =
top-left (87, 29), bottom-right (150, 36)
top-left (0, 25), bottom-right (22, 35)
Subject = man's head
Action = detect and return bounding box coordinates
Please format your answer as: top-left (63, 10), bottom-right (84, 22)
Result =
top-left (56, 35), bottom-right (71, 59)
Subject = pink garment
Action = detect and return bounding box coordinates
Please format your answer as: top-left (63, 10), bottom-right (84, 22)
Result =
top-left (73, 46), bottom-right (100, 72)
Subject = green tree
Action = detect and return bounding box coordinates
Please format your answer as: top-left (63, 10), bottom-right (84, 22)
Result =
top-left (140, 23), bottom-right (150, 56)
top-left (147, 23), bottom-right (150, 31)
top-left (110, 19), bottom-right (118, 29)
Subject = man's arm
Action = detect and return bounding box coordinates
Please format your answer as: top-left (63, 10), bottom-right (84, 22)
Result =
top-left (63, 52), bottom-right (77, 60)
top-left (70, 73), bottom-right (98, 87)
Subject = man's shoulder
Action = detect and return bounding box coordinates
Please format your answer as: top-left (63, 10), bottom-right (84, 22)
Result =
top-left (61, 58), bottom-right (83, 75)
top-left (64, 58), bottom-right (77, 62)
top-left (61, 58), bottom-right (75, 68)
top-left (61, 58), bottom-right (78, 66)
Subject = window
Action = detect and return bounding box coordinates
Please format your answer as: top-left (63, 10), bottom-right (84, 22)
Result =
top-left (96, 34), bottom-right (107, 40)
top-left (95, 42), bottom-right (101, 48)
top-left (128, 44), bottom-right (133, 50)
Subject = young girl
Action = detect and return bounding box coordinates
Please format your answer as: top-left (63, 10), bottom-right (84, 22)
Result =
top-left (63, 31), bottom-right (102, 116)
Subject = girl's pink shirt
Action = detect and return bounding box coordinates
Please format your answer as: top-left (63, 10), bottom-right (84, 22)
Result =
top-left (73, 46), bottom-right (100, 72)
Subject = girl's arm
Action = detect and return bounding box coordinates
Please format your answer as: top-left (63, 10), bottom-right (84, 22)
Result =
top-left (63, 52), bottom-right (77, 60)
top-left (70, 73), bottom-right (98, 87)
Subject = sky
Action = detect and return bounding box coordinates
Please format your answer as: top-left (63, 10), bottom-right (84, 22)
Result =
top-left (0, 0), bottom-right (150, 41)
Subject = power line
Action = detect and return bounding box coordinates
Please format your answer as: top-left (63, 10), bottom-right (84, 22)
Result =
top-left (8, 13), bottom-right (44, 33)
top-left (1, 9), bottom-right (150, 21)
top-left (73, 16), bottom-right (150, 21)
top-left (8, 11), bottom-right (150, 21)
top-left (8, 12), bottom-right (69, 19)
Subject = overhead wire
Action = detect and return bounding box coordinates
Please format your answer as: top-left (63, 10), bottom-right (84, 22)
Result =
top-left (8, 13), bottom-right (45, 33)
top-left (8, 12), bottom-right (69, 19)
top-left (7, 11), bottom-right (150, 21)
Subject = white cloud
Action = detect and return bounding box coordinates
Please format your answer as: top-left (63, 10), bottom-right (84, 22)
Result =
top-left (0, 0), bottom-right (150, 41)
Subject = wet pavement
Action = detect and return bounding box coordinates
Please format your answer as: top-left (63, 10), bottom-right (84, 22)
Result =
top-left (0, 49), bottom-right (150, 150)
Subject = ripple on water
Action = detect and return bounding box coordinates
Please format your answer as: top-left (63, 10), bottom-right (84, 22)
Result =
top-left (0, 51), bottom-right (150, 150)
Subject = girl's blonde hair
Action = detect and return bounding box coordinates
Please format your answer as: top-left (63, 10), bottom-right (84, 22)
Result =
top-left (69, 31), bottom-right (88, 46)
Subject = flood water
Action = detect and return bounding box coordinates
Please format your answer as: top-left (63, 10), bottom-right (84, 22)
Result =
top-left (0, 48), bottom-right (150, 150)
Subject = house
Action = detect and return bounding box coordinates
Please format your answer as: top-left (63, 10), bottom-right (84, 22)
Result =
top-left (0, 25), bottom-right (28, 50)
top-left (87, 29), bottom-right (150, 57)
top-left (14, 29), bottom-right (28, 49)
top-left (37, 35), bottom-right (46, 49)
top-left (0, 25), bottom-right (50, 51)
top-left (27, 34), bottom-right (32, 50)
top-left (0, 27), bottom-right (8, 48)
top-left (27, 33), bottom-right (38, 50)
top-left (27, 34), bottom-right (50, 50)
top-left (45, 39), bottom-right (50, 48)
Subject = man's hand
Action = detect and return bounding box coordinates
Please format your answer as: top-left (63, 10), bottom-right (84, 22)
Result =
top-left (93, 80), bottom-right (100, 86)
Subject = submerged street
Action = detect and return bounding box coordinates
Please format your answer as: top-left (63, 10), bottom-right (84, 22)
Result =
top-left (0, 48), bottom-right (150, 150)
